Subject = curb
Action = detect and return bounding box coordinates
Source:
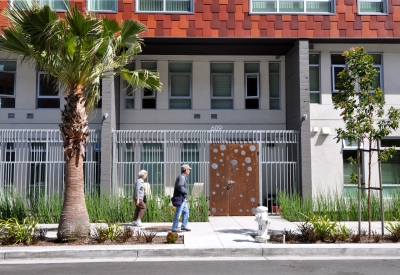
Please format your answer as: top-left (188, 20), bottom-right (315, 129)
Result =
top-left (1, 244), bottom-right (400, 261)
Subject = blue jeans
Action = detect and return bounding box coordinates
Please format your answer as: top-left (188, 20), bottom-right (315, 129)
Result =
top-left (172, 200), bottom-right (189, 231)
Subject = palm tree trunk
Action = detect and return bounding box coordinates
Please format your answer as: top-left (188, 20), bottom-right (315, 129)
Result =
top-left (57, 89), bottom-right (90, 239)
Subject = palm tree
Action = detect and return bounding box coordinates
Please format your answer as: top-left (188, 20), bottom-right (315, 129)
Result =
top-left (0, 3), bottom-right (162, 239)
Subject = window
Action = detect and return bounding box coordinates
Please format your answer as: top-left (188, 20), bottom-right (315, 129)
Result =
top-left (245, 63), bottom-right (260, 109)
top-left (380, 139), bottom-right (400, 197)
top-left (88, 0), bottom-right (117, 12)
top-left (309, 53), bottom-right (320, 104)
top-left (250, 0), bottom-right (333, 14)
top-left (11, 0), bottom-right (69, 10)
top-left (2, 143), bottom-right (15, 191)
top-left (269, 62), bottom-right (280, 110)
top-left (0, 61), bottom-right (16, 108)
top-left (123, 62), bottom-right (135, 109)
top-left (30, 142), bottom-right (46, 197)
top-left (211, 62), bottom-right (233, 109)
top-left (141, 61), bottom-right (157, 109)
top-left (37, 72), bottom-right (60, 108)
top-left (332, 53), bottom-right (382, 94)
top-left (136, 0), bottom-right (193, 13)
top-left (342, 139), bottom-right (364, 197)
top-left (358, 0), bottom-right (387, 14)
top-left (181, 143), bottom-right (199, 185)
top-left (141, 143), bottom-right (164, 194)
top-left (169, 62), bottom-right (192, 109)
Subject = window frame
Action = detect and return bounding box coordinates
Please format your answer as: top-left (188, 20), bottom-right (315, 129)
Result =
top-left (141, 61), bottom-right (157, 109)
top-left (342, 139), bottom-right (364, 197)
top-left (269, 62), bottom-right (281, 110)
top-left (169, 61), bottom-right (192, 110)
top-left (309, 53), bottom-right (320, 104)
top-left (10, 0), bottom-right (69, 11)
top-left (87, 0), bottom-right (117, 13)
top-left (357, 0), bottom-right (387, 15)
top-left (135, 0), bottom-right (194, 13)
top-left (37, 71), bottom-right (60, 109)
top-left (210, 62), bottom-right (234, 110)
top-left (123, 62), bottom-right (136, 109)
top-left (379, 138), bottom-right (400, 197)
top-left (249, 0), bottom-right (335, 14)
top-left (0, 60), bottom-right (17, 109)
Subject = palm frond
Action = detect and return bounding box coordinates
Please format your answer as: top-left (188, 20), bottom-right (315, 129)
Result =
top-left (121, 69), bottom-right (162, 92)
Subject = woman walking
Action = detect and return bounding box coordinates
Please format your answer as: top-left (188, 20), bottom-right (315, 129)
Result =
top-left (132, 170), bottom-right (147, 227)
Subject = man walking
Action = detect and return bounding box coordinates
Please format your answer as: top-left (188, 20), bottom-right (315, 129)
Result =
top-left (171, 164), bottom-right (192, 232)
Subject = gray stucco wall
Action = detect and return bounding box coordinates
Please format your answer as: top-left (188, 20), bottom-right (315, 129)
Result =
top-left (285, 40), bottom-right (312, 198)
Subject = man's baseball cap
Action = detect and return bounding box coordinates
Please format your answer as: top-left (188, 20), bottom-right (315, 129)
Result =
top-left (181, 164), bottom-right (192, 171)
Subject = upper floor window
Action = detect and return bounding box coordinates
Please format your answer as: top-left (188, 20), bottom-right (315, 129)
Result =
top-left (169, 62), bottom-right (192, 109)
top-left (11, 0), bottom-right (69, 11)
top-left (141, 61), bottom-right (157, 109)
top-left (245, 63), bottom-right (260, 109)
top-left (332, 53), bottom-right (382, 94)
top-left (309, 53), bottom-right (320, 104)
top-left (37, 72), bottom-right (60, 108)
top-left (358, 0), bottom-right (387, 14)
top-left (88, 0), bottom-right (117, 12)
top-left (0, 61), bottom-right (16, 109)
top-left (211, 62), bottom-right (234, 109)
top-left (136, 0), bottom-right (193, 13)
top-left (250, 0), bottom-right (333, 14)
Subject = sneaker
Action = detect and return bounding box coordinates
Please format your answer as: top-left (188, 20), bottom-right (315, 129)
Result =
top-left (180, 227), bottom-right (191, 231)
top-left (172, 229), bottom-right (181, 232)
top-left (131, 220), bottom-right (137, 226)
top-left (136, 220), bottom-right (144, 227)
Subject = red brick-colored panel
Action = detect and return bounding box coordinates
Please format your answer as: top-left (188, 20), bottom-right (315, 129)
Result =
top-left (330, 14), bottom-right (339, 22)
top-left (187, 21), bottom-right (196, 37)
top-left (235, 5), bottom-right (244, 21)
top-left (369, 17), bottom-right (379, 29)
top-left (251, 22), bottom-right (260, 37)
top-left (377, 28), bottom-right (392, 37)
top-left (344, 0), bottom-right (354, 5)
top-left (275, 15), bottom-right (283, 29)
top-left (275, 29), bottom-right (283, 37)
top-left (339, 30), bottom-right (346, 37)
top-left (235, 23), bottom-right (244, 36)
top-left (266, 15), bottom-right (276, 22)
top-left (314, 15), bottom-right (323, 22)
top-left (203, 22), bottom-right (212, 36)
top-left (243, 14), bottom-right (252, 30)
top-left (306, 16), bottom-right (315, 29)
top-left (393, 0), bottom-right (400, 5)
top-left (259, 18), bottom-right (268, 29)
top-left (354, 16), bottom-right (362, 29)
top-left (196, 1), bottom-right (204, 13)
top-left (345, 11), bottom-right (354, 22)
top-left (211, 13), bottom-right (221, 29)
top-left (171, 14), bottom-right (180, 21)
top-left (211, 2), bottom-right (220, 12)
top-left (118, 0), bottom-right (124, 12)
top-left (338, 14), bottom-right (347, 29)
top-left (147, 15), bottom-right (156, 28)
top-left (361, 15), bottom-right (370, 22)
top-left (347, 28), bottom-right (362, 37)
top-left (283, 23), bottom-right (292, 36)
top-left (220, 0), bottom-right (229, 4)
top-left (393, 22), bottom-right (400, 36)
top-left (138, 14), bottom-right (148, 21)
top-left (388, 2), bottom-right (394, 13)
top-left (203, 0), bottom-right (212, 4)
top-left (203, 5), bottom-right (212, 20)
top-left (394, 7), bottom-right (400, 21)
top-left (336, 3), bottom-right (346, 13)
top-left (259, 29), bottom-right (267, 37)
top-left (251, 15), bottom-right (260, 21)
top-left (307, 30), bottom-right (314, 37)
top-left (243, 0), bottom-right (249, 12)
top-left (385, 14), bottom-right (395, 29)
top-left (220, 5), bottom-right (228, 21)
top-left (179, 17), bottom-right (189, 29)
top-left (219, 21), bottom-right (228, 37)
top-left (154, 14), bottom-right (165, 20)
top-left (298, 15), bottom-right (307, 22)
top-left (330, 22), bottom-right (339, 37)
top-left (298, 22), bottom-right (307, 37)
top-left (164, 18), bottom-right (172, 29)
top-left (322, 16), bottom-right (331, 29)
top-left (376, 16), bottom-right (387, 22)
top-left (282, 15), bottom-right (292, 22)
top-left (195, 29), bottom-right (202, 36)
top-left (227, 0), bottom-right (236, 12)
top-left (195, 19), bottom-right (205, 29)
top-left (290, 16), bottom-right (299, 30)
top-left (155, 21), bottom-right (164, 36)
top-left (194, 12), bottom-right (202, 22)
top-left (227, 13), bottom-right (236, 29)
top-left (266, 24), bottom-right (276, 37)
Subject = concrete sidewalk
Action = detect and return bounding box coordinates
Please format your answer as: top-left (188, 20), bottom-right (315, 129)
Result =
top-left (1, 216), bottom-right (400, 261)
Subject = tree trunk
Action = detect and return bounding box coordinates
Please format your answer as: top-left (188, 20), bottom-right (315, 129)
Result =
top-left (57, 153), bottom-right (90, 239)
top-left (57, 88), bottom-right (91, 239)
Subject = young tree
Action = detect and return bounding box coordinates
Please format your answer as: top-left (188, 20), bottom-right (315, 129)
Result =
top-left (0, 4), bottom-right (162, 239)
top-left (333, 47), bottom-right (400, 238)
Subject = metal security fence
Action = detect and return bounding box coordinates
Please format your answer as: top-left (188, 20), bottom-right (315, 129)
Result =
top-left (112, 130), bottom-right (300, 209)
top-left (0, 130), bottom-right (101, 197)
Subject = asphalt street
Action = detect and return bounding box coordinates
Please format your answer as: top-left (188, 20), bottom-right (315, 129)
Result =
top-left (1, 259), bottom-right (400, 275)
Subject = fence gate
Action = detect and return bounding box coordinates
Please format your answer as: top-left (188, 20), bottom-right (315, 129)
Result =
top-left (209, 143), bottom-right (259, 216)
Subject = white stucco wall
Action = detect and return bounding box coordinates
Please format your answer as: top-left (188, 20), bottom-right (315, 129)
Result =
top-left (310, 43), bottom-right (400, 197)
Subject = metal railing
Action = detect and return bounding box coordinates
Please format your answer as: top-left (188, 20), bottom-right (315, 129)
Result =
top-left (0, 129), bottom-right (101, 197)
top-left (113, 130), bottom-right (300, 212)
